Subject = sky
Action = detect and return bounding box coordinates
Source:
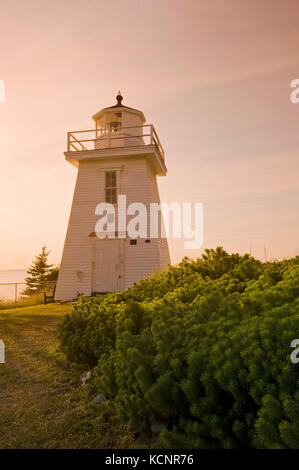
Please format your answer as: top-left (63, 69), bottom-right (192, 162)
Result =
top-left (0, 0), bottom-right (299, 269)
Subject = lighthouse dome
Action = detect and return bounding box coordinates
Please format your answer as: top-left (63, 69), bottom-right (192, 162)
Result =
top-left (92, 92), bottom-right (146, 131)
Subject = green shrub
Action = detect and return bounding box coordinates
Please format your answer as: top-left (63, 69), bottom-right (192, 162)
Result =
top-left (58, 248), bottom-right (299, 448)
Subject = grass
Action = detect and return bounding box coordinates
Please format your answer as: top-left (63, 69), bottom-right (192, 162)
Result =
top-left (0, 303), bottom-right (134, 449)
top-left (0, 294), bottom-right (45, 310)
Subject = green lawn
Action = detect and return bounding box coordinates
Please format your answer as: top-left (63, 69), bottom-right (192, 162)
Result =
top-left (0, 303), bottom-right (133, 449)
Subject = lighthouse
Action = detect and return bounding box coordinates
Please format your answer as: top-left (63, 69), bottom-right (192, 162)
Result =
top-left (55, 93), bottom-right (170, 301)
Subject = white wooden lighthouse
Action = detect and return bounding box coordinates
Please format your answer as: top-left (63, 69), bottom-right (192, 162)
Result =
top-left (55, 93), bottom-right (170, 301)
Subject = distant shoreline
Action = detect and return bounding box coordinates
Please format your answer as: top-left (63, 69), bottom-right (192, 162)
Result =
top-left (0, 269), bottom-right (26, 272)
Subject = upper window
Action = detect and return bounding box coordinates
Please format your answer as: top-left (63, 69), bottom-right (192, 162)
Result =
top-left (105, 171), bottom-right (117, 204)
top-left (110, 121), bottom-right (121, 132)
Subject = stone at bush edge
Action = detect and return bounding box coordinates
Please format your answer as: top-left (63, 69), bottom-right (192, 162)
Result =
top-left (92, 393), bottom-right (107, 404)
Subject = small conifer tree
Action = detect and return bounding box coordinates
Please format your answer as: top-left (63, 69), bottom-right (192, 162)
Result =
top-left (22, 245), bottom-right (55, 296)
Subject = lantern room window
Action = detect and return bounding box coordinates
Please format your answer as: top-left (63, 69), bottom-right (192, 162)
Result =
top-left (110, 121), bottom-right (121, 132)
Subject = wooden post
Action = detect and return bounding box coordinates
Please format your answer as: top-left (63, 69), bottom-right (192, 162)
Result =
top-left (150, 125), bottom-right (153, 145)
top-left (15, 283), bottom-right (17, 303)
top-left (108, 128), bottom-right (111, 147)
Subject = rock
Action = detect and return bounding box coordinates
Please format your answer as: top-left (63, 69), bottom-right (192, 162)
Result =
top-left (92, 393), bottom-right (107, 404)
top-left (151, 422), bottom-right (167, 434)
top-left (80, 370), bottom-right (91, 386)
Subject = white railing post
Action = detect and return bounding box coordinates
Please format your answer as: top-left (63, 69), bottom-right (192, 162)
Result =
top-left (108, 128), bottom-right (111, 148)
top-left (150, 125), bottom-right (154, 145)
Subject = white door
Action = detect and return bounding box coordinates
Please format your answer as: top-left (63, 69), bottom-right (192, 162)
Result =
top-left (92, 240), bottom-right (121, 293)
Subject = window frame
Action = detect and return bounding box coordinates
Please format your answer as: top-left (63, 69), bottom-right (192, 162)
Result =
top-left (101, 167), bottom-right (122, 206)
top-left (105, 170), bottom-right (117, 204)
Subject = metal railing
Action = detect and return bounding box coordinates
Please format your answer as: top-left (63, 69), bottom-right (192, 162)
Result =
top-left (0, 281), bottom-right (56, 303)
top-left (67, 124), bottom-right (165, 159)
top-left (0, 283), bottom-right (25, 303)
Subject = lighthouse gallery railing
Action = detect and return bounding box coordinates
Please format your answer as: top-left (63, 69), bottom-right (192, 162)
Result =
top-left (67, 124), bottom-right (164, 159)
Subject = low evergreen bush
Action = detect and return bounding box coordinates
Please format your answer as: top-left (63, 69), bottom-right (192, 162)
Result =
top-left (58, 248), bottom-right (299, 448)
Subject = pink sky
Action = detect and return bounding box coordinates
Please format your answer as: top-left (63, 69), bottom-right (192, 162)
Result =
top-left (0, 0), bottom-right (299, 269)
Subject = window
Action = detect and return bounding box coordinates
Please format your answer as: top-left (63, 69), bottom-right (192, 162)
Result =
top-left (110, 121), bottom-right (121, 132)
top-left (130, 239), bottom-right (137, 245)
top-left (105, 171), bottom-right (117, 204)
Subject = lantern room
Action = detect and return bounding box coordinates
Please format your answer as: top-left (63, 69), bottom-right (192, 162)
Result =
top-left (92, 92), bottom-right (146, 149)
top-left (65, 92), bottom-right (166, 176)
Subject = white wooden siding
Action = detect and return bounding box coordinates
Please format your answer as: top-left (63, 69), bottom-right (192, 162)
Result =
top-left (55, 155), bottom-right (170, 301)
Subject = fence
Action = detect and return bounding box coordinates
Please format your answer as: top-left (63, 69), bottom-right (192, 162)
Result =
top-left (0, 281), bottom-right (56, 304)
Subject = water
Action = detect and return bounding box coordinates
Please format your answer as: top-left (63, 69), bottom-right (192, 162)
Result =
top-left (0, 270), bottom-right (27, 301)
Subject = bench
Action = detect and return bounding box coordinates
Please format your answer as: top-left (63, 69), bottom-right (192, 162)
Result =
top-left (43, 284), bottom-right (56, 304)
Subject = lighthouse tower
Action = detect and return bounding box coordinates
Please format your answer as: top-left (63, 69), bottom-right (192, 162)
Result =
top-left (55, 93), bottom-right (170, 301)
